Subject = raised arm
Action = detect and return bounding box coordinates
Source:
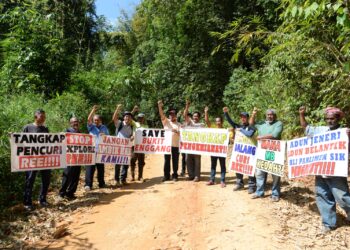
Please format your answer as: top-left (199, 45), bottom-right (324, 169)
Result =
top-left (88, 105), bottom-right (98, 125)
top-left (204, 106), bottom-right (211, 128)
top-left (158, 100), bottom-right (167, 122)
top-left (131, 105), bottom-right (139, 116)
top-left (223, 107), bottom-right (239, 128)
top-left (112, 104), bottom-right (122, 125)
top-left (299, 106), bottom-right (308, 130)
top-left (183, 100), bottom-right (191, 124)
top-left (249, 107), bottom-right (258, 126)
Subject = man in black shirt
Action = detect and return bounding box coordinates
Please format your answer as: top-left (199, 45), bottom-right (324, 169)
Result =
top-left (22, 109), bottom-right (51, 211)
top-left (59, 117), bottom-right (81, 200)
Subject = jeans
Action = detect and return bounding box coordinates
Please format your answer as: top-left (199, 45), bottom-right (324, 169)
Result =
top-left (255, 169), bottom-right (280, 197)
top-left (24, 170), bottom-right (51, 206)
top-left (236, 173), bottom-right (256, 189)
top-left (59, 166), bottom-right (81, 197)
top-left (115, 165), bottom-right (129, 182)
top-left (163, 147), bottom-right (179, 179)
top-left (315, 176), bottom-right (350, 228)
top-left (85, 164), bottom-right (105, 188)
top-left (210, 156), bottom-right (226, 182)
top-left (181, 153), bottom-right (187, 175)
top-left (187, 154), bottom-right (201, 179)
top-left (130, 153), bottom-right (145, 179)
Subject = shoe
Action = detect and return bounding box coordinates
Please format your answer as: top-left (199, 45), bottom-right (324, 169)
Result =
top-left (138, 177), bottom-right (144, 182)
top-left (320, 225), bottom-right (332, 234)
top-left (233, 185), bottom-right (243, 191)
top-left (122, 180), bottom-right (128, 186)
top-left (248, 188), bottom-right (255, 194)
top-left (66, 194), bottom-right (77, 200)
top-left (271, 196), bottom-right (280, 202)
top-left (131, 177), bottom-right (135, 181)
top-left (187, 177), bottom-right (194, 181)
top-left (251, 194), bottom-right (262, 199)
top-left (207, 181), bottom-right (215, 186)
top-left (99, 184), bottom-right (106, 188)
top-left (24, 205), bottom-right (34, 212)
top-left (84, 186), bottom-right (91, 191)
top-left (39, 201), bottom-right (49, 207)
top-left (220, 182), bottom-right (226, 188)
top-left (162, 177), bottom-right (170, 182)
top-left (180, 172), bottom-right (185, 177)
top-left (173, 177), bottom-right (178, 182)
top-left (193, 177), bottom-right (200, 182)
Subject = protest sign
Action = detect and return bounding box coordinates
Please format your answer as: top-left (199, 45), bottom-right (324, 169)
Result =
top-left (255, 139), bottom-right (286, 176)
top-left (287, 128), bottom-right (348, 178)
top-left (11, 133), bottom-right (66, 172)
top-left (134, 128), bottom-right (172, 154)
top-left (66, 133), bottom-right (96, 166)
top-left (229, 131), bottom-right (256, 176)
top-left (96, 135), bottom-right (132, 165)
top-left (180, 128), bottom-right (229, 157)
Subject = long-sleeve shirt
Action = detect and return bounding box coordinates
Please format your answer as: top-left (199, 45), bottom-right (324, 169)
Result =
top-left (224, 112), bottom-right (255, 137)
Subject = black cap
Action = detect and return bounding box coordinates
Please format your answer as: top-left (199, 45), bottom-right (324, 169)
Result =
top-left (123, 111), bottom-right (132, 117)
top-left (240, 112), bottom-right (249, 117)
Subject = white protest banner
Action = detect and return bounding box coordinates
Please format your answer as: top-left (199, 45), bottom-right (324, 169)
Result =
top-left (287, 128), bottom-right (348, 179)
top-left (255, 139), bottom-right (286, 176)
top-left (66, 133), bottom-right (96, 166)
top-left (229, 131), bottom-right (257, 176)
top-left (180, 128), bottom-right (229, 157)
top-left (11, 133), bottom-right (66, 172)
top-left (134, 128), bottom-right (172, 154)
top-left (96, 135), bottom-right (132, 165)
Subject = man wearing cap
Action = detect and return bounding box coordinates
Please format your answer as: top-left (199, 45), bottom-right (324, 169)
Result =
top-left (250, 107), bottom-right (283, 202)
top-left (184, 100), bottom-right (205, 182)
top-left (205, 106), bottom-right (227, 188)
top-left (158, 100), bottom-right (181, 182)
top-left (130, 111), bottom-right (148, 182)
top-left (85, 105), bottom-right (109, 191)
top-left (22, 109), bottom-right (51, 210)
top-left (299, 106), bottom-right (350, 233)
top-left (59, 117), bottom-right (82, 200)
top-left (113, 104), bottom-right (136, 186)
top-left (223, 107), bottom-right (256, 193)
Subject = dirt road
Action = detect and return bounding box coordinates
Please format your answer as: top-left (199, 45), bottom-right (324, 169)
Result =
top-left (44, 155), bottom-right (350, 250)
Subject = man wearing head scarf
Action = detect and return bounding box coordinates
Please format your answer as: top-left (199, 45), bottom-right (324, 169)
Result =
top-left (250, 107), bottom-right (283, 202)
top-left (299, 106), bottom-right (350, 234)
top-left (223, 107), bottom-right (256, 193)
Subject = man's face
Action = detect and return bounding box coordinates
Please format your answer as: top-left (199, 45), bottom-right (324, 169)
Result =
top-left (169, 111), bottom-right (177, 122)
top-left (93, 115), bottom-right (102, 126)
top-left (70, 118), bottom-right (79, 130)
top-left (215, 118), bottom-right (223, 128)
top-left (138, 117), bottom-right (145, 124)
top-left (193, 113), bottom-right (200, 123)
top-left (240, 116), bottom-right (248, 125)
top-left (124, 114), bottom-right (132, 125)
top-left (266, 111), bottom-right (276, 123)
top-left (35, 112), bottom-right (46, 125)
top-left (325, 113), bottom-right (340, 129)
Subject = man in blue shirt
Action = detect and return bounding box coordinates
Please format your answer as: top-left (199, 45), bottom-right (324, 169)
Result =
top-left (84, 105), bottom-right (109, 191)
top-left (223, 107), bottom-right (256, 193)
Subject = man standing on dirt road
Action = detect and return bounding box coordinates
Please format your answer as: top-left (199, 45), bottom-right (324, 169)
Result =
top-left (250, 107), bottom-right (283, 202)
top-left (85, 105), bottom-right (109, 191)
top-left (223, 107), bottom-right (256, 193)
top-left (22, 109), bottom-right (51, 211)
top-left (158, 100), bottom-right (181, 182)
top-left (204, 106), bottom-right (227, 188)
top-left (299, 106), bottom-right (350, 233)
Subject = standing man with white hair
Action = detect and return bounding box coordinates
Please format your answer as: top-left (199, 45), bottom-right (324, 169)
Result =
top-left (249, 108), bottom-right (283, 202)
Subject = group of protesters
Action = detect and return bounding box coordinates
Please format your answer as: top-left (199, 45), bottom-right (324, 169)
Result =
top-left (20, 101), bottom-right (350, 234)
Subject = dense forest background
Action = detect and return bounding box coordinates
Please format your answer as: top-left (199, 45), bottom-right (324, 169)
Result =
top-left (1, 0), bottom-right (350, 208)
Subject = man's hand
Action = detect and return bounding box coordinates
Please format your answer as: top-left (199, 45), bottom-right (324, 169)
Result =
top-left (252, 107), bottom-right (259, 116)
top-left (204, 106), bottom-right (209, 113)
top-left (116, 104), bottom-right (122, 111)
top-left (92, 105), bottom-right (98, 112)
top-left (186, 99), bottom-right (191, 107)
top-left (132, 105), bottom-right (139, 113)
top-left (223, 107), bottom-right (229, 113)
top-left (158, 100), bottom-right (163, 108)
top-left (299, 106), bottom-right (306, 115)
top-left (130, 136), bottom-right (134, 142)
